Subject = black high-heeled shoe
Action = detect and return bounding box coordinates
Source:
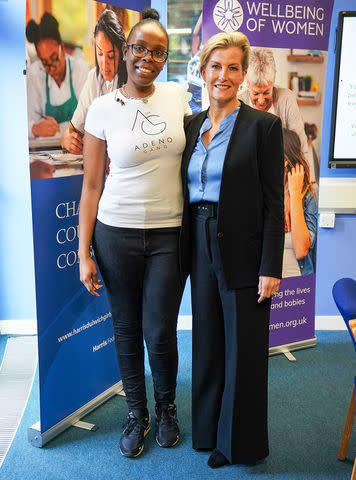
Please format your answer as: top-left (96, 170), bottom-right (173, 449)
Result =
top-left (207, 449), bottom-right (230, 468)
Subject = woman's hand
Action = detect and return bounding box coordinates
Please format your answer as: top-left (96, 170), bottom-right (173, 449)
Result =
top-left (287, 164), bottom-right (304, 199)
top-left (30, 159), bottom-right (54, 179)
top-left (79, 256), bottom-right (102, 296)
top-left (61, 123), bottom-right (84, 154)
top-left (287, 163), bottom-right (311, 259)
top-left (78, 132), bottom-right (106, 296)
top-left (258, 276), bottom-right (281, 303)
top-left (32, 116), bottom-right (60, 137)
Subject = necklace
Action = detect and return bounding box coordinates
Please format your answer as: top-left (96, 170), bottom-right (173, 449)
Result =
top-left (120, 84), bottom-right (155, 103)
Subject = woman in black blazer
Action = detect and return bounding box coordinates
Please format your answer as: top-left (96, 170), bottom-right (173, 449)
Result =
top-left (180, 32), bottom-right (284, 469)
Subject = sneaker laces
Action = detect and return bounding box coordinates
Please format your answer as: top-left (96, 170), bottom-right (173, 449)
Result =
top-left (123, 413), bottom-right (148, 435)
top-left (159, 405), bottom-right (177, 427)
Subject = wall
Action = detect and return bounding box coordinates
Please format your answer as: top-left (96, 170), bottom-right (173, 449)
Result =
top-left (0, 0), bottom-right (37, 332)
top-left (315, 0), bottom-right (356, 317)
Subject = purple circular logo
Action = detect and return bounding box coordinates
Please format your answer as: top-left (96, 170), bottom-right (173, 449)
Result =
top-left (213, 0), bottom-right (244, 32)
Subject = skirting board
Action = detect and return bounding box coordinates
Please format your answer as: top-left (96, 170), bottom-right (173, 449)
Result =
top-left (178, 316), bottom-right (346, 330)
top-left (0, 316), bottom-right (346, 335)
top-left (0, 320), bottom-right (37, 335)
top-left (315, 316), bottom-right (346, 330)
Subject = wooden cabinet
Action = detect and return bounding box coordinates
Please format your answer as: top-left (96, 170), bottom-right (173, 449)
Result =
top-left (287, 54), bottom-right (324, 64)
top-left (287, 53), bottom-right (324, 106)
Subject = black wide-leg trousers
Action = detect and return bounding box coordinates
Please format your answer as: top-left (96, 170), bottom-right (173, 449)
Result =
top-left (190, 205), bottom-right (271, 464)
top-left (93, 220), bottom-right (183, 412)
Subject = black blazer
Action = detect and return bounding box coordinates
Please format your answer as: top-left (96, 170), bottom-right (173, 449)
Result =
top-left (180, 101), bottom-right (285, 289)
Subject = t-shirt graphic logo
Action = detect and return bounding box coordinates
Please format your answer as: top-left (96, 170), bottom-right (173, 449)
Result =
top-left (213, 0), bottom-right (244, 32)
top-left (132, 110), bottom-right (167, 135)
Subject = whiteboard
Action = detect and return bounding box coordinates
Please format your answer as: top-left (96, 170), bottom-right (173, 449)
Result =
top-left (329, 12), bottom-right (356, 168)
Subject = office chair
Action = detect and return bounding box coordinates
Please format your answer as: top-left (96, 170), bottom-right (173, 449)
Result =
top-left (332, 277), bottom-right (356, 480)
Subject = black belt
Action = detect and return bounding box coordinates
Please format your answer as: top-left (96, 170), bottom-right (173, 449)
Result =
top-left (190, 201), bottom-right (218, 218)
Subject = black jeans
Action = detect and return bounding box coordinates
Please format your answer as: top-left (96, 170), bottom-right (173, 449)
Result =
top-left (93, 220), bottom-right (183, 411)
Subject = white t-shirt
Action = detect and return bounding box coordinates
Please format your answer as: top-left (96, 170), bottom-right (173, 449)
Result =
top-left (26, 54), bottom-right (89, 137)
top-left (85, 82), bottom-right (192, 229)
top-left (71, 67), bottom-right (119, 134)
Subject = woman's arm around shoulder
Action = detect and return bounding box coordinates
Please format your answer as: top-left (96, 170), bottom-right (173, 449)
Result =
top-left (184, 113), bottom-right (197, 132)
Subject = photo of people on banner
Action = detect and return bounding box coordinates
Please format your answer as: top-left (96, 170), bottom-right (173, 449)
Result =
top-left (25, 1), bottom-right (140, 179)
top-left (238, 46), bottom-right (319, 278)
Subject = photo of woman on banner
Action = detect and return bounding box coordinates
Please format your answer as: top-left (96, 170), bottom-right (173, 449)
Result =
top-left (79, 8), bottom-right (191, 459)
top-left (180, 32), bottom-right (284, 468)
top-left (239, 47), bottom-right (309, 156)
top-left (26, 13), bottom-right (89, 138)
top-left (282, 128), bottom-right (318, 278)
top-left (61, 9), bottom-right (127, 154)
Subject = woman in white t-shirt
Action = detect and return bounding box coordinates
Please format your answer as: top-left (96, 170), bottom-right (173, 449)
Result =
top-left (79, 9), bottom-right (191, 459)
top-left (61, 9), bottom-right (127, 154)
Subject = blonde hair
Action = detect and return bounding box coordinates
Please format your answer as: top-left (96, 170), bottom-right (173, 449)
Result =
top-left (200, 32), bottom-right (250, 71)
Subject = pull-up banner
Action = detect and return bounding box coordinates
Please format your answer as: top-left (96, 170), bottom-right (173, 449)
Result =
top-left (27, 0), bottom-right (149, 443)
top-left (203, 0), bottom-right (333, 350)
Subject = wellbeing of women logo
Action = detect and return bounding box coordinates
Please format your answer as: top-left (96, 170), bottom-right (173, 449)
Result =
top-left (213, 0), bottom-right (244, 32)
top-left (213, 0), bottom-right (326, 35)
top-left (204, 0), bottom-right (333, 49)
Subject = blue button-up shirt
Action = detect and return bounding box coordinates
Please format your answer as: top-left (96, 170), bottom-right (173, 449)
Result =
top-left (188, 107), bottom-right (240, 203)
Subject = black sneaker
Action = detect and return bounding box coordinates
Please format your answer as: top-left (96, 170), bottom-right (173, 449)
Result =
top-left (155, 403), bottom-right (180, 447)
top-left (119, 411), bottom-right (150, 458)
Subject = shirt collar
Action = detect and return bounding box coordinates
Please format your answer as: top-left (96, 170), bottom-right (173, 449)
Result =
top-left (200, 105), bottom-right (240, 135)
top-left (104, 74), bottom-right (118, 91)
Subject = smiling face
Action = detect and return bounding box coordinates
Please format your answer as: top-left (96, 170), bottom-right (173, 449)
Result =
top-left (36, 38), bottom-right (66, 84)
top-left (95, 31), bottom-right (120, 82)
top-left (201, 46), bottom-right (246, 107)
top-left (247, 81), bottom-right (274, 111)
top-left (123, 23), bottom-right (168, 93)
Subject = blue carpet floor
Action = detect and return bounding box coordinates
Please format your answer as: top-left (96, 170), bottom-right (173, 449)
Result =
top-left (0, 330), bottom-right (355, 480)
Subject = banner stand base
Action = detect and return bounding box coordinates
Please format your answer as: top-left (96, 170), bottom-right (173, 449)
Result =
top-left (28, 380), bottom-right (123, 448)
top-left (282, 350), bottom-right (297, 362)
top-left (269, 337), bottom-right (317, 358)
top-left (73, 421), bottom-right (97, 431)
